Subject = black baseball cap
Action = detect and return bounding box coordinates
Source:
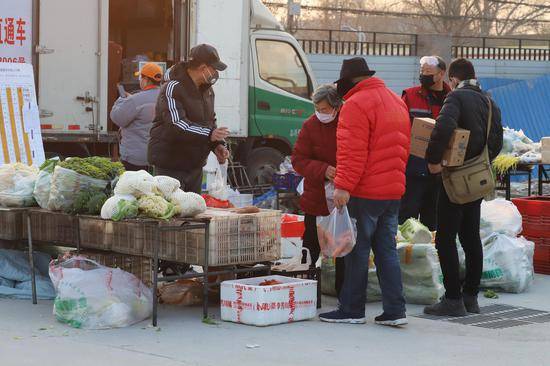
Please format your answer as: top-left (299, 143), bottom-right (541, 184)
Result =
top-left (189, 44), bottom-right (227, 71)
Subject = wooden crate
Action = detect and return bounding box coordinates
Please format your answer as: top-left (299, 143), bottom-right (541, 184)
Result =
top-left (78, 216), bottom-right (156, 253)
top-left (29, 209), bottom-right (78, 245)
top-left (0, 208), bottom-right (27, 241)
top-left (142, 209), bottom-right (281, 266)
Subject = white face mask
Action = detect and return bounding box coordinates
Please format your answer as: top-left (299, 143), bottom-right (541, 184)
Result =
top-left (315, 110), bottom-right (336, 124)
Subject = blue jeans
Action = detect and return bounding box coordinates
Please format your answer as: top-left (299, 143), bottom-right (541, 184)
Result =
top-left (339, 197), bottom-right (406, 316)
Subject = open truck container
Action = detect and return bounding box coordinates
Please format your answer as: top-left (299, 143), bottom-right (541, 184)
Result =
top-left (27, 0), bottom-right (316, 184)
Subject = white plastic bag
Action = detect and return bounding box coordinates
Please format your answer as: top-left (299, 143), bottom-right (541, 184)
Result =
top-left (480, 234), bottom-right (535, 293)
top-left (47, 166), bottom-right (109, 211)
top-left (0, 163), bottom-right (38, 207)
top-left (207, 164), bottom-right (229, 200)
top-left (325, 182), bottom-right (335, 212)
top-left (49, 257), bottom-right (152, 329)
top-left (33, 170), bottom-right (53, 208)
top-left (296, 178), bottom-right (304, 196)
top-left (480, 198), bottom-right (523, 239)
top-left (317, 207), bottom-right (357, 258)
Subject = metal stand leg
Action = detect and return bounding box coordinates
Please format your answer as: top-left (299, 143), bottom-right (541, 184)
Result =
top-left (316, 267), bottom-right (322, 309)
top-left (528, 170), bottom-right (532, 196)
top-left (505, 173), bottom-right (511, 200)
top-left (152, 225), bottom-right (160, 327)
top-left (539, 165), bottom-right (543, 196)
top-left (203, 222), bottom-right (210, 319)
top-left (27, 212), bottom-right (37, 305)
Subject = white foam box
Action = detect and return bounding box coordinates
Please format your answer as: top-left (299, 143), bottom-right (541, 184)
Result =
top-left (220, 275), bottom-right (317, 326)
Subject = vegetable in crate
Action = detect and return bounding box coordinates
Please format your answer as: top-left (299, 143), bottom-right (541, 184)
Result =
top-left (138, 195), bottom-right (178, 220)
top-left (154, 176), bottom-right (180, 200)
top-left (170, 189), bottom-right (207, 217)
top-left (399, 218), bottom-right (432, 244)
top-left (100, 195), bottom-right (138, 220)
top-left (114, 170), bottom-right (159, 198)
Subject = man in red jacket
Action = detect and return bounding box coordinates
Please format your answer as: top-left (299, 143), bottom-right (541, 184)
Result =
top-left (319, 57), bottom-right (411, 326)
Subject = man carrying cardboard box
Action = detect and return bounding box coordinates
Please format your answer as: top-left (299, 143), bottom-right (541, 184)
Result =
top-left (423, 58), bottom-right (503, 317)
top-left (399, 56), bottom-right (451, 231)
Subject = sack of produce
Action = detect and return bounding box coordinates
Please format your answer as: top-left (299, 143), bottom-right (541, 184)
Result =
top-left (49, 256), bottom-right (152, 329)
top-left (480, 234), bottom-right (534, 293)
top-left (154, 175), bottom-right (180, 200)
top-left (100, 195), bottom-right (138, 221)
top-left (399, 218), bottom-right (432, 244)
top-left (0, 163), bottom-right (39, 207)
top-left (47, 166), bottom-right (109, 211)
top-left (317, 207), bottom-right (357, 258)
top-left (47, 157), bottom-right (124, 212)
top-left (33, 157), bottom-right (60, 208)
top-left (321, 256), bottom-right (381, 301)
top-left (170, 189), bottom-right (206, 217)
top-left (480, 198), bottom-right (522, 239)
top-left (114, 170), bottom-right (158, 198)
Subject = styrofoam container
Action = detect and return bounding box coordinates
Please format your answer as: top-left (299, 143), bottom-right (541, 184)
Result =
top-left (220, 275), bottom-right (317, 326)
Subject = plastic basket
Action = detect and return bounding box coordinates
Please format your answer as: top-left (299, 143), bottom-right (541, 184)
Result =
top-left (78, 216), bottom-right (156, 254)
top-left (512, 196), bottom-right (550, 237)
top-left (0, 208), bottom-right (27, 241)
top-left (142, 210), bottom-right (281, 266)
top-left (29, 209), bottom-right (78, 245)
top-left (273, 173), bottom-right (302, 192)
top-left (524, 235), bottom-right (550, 275)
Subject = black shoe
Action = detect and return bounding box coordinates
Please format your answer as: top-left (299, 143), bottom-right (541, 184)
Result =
top-left (463, 294), bottom-right (480, 314)
top-left (319, 309), bottom-right (366, 324)
top-left (374, 313), bottom-right (408, 326)
top-left (424, 297), bottom-right (467, 317)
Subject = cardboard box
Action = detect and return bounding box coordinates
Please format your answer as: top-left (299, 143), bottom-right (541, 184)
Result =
top-left (410, 117), bottom-right (471, 167)
top-left (542, 137), bottom-right (550, 164)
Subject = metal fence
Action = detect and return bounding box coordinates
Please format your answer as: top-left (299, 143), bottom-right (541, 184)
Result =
top-left (296, 29), bottom-right (550, 61)
top-left (452, 36), bottom-right (550, 61)
top-left (295, 29), bottom-right (417, 56)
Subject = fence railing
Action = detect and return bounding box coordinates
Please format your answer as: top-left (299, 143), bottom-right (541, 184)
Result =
top-left (295, 29), bottom-right (418, 56)
top-left (296, 29), bottom-right (550, 61)
top-left (452, 36), bottom-right (550, 61)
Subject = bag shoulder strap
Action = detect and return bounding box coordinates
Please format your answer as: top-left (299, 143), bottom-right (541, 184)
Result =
top-left (485, 97), bottom-right (493, 142)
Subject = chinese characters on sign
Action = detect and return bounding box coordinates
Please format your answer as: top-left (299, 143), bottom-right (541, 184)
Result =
top-left (0, 0), bottom-right (32, 64)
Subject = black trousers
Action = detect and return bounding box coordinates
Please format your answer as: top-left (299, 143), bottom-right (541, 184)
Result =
top-left (399, 174), bottom-right (440, 231)
top-left (154, 166), bottom-right (203, 194)
top-left (121, 160), bottom-right (149, 172)
top-left (435, 185), bottom-right (483, 299)
top-left (303, 214), bottom-right (345, 296)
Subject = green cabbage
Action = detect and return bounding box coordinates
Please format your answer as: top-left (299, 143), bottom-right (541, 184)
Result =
top-left (112, 199), bottom-right (139, 221)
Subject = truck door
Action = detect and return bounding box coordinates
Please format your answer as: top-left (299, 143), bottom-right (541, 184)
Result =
top-left (250, 35), bottom-right (314, 146)
top-left (37, 0), bottom-right (108, 135)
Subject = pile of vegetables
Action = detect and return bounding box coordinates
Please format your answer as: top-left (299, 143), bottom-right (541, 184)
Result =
top-left (58, 157), bottom-right (124, 181)
top-left (69, 189), bottom-right (108, 215)
top-left (492, 154), bottom-right (520, 176)
top-left (399, 218), bottom-right (433, 244)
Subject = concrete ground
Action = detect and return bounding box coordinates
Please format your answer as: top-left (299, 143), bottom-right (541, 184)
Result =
top-left (1, 275), bottom-right (549, 366)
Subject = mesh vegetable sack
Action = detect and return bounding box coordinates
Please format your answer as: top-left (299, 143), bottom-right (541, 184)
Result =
top-left (100, 195), bottom-right (137, 220)
top-left (170, 189), bottom-right (206, 217)
top-left (47, 166), bottom-right (109, 211)
top-left (154, 175), bottom-right (180, 200)
top-left (0, 163), bottom-right (39, 207)
top-left (114, 170), bottom-right (158, 198)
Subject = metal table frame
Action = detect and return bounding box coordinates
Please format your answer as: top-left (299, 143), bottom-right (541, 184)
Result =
top-left (25, 211), bottom-right (271, 326)
top-left (538, 164), bottom-right (550, 195)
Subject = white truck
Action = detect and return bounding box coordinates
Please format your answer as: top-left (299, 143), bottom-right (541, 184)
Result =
top-left (29, 0), bottom-right (316, 184)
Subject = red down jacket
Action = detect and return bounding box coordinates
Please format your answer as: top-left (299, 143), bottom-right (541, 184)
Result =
top-left (291, 113), bottom-right (337, 217)
top-left (334, 77), bottom-right (411, 200)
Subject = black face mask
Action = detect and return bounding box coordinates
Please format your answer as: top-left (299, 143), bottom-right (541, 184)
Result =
top-left (419, 74), bottom-right (435, 89)
top-left (337, 79), bottom-right (357, 97)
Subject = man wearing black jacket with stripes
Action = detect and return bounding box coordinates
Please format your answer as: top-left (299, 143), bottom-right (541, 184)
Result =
top-left (148, 44), bottom-right (230, 193)
top-left (424, 58), bottom-right (503, 317)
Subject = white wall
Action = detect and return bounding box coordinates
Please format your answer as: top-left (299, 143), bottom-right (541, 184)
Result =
top-left (307, 53), bottom-right (550, 94)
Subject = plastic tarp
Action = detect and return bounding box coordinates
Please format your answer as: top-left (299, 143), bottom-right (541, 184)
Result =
top-left (0, 249), bottom-right (55, 300)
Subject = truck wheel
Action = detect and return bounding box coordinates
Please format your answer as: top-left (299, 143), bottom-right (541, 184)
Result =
top-left (246, 147), bottom-right (284, 186)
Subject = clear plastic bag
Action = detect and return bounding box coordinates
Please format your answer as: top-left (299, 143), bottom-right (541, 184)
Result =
top-left (49, 256), bottom-right (152, 329)
top-left (324, 182), bottom-right (335, 212)
top-left (33, 170), bottom-right (53, 208)
top-left (0, 163), bottom-right (38, 207)
top-left (47, 166), bottom-right (109, 211)
top-left (480, 198), bottom-right (523, 239)
top-left (317, 207), bottom-right (357, 258)
top-left (207, 163), bottom-right (229, 201)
